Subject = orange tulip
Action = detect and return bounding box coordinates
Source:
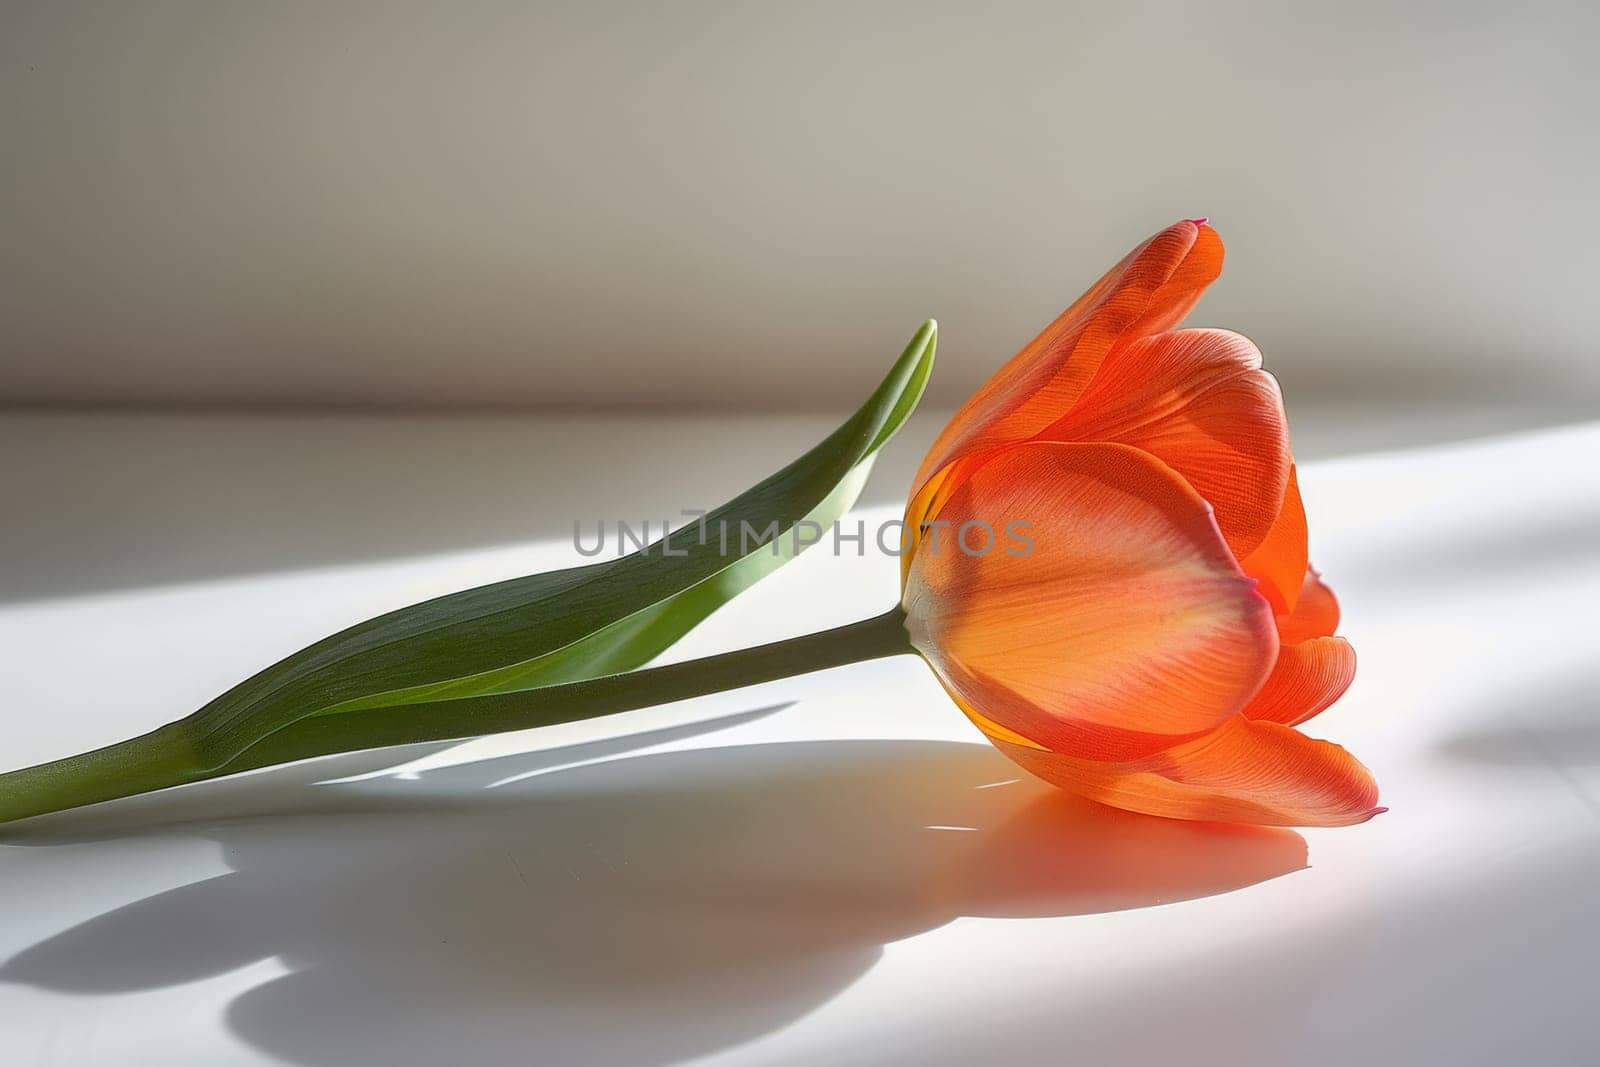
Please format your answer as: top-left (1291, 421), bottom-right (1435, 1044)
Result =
top-left (900, 219), bottom-right (1379, 827)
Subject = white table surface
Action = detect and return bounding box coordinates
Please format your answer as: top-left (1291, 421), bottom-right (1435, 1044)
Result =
top-left (2, 406), bottom-right (1597, 1066)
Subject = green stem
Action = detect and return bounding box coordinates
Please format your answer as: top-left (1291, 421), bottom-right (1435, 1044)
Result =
top-left (0, 607), bottom-right (914, 824)
top-left (0, 721), bottom-right (209, 826)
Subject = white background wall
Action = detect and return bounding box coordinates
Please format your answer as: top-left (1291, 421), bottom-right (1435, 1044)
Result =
top-left (2, 1), bottom-right (1596, 410)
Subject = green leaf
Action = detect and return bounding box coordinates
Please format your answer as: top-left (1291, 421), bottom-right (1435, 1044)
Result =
top-left (182, 321), bottom-right (937, 769)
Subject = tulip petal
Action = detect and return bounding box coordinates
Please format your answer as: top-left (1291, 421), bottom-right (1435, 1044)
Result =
top-left (1280, 568), bottom-right (1341, 644)
top-left (988, 716), bottom-right (1381, 827)
top-left (1240, 636), bottom-right (1357, 727)
top-left (1237, 568), bottom-right (1351, 726)
top-left (911, 221), bottom-right (1223, 499)
top-left (1241, 466), bottom-right (1310, 616)
top-left (903, 440), bottom-right (1277, 762)
top-left (1040, 328), bottom-right (1291, 560)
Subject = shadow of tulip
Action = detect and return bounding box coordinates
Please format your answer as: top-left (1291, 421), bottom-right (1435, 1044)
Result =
top-left (1, 720), bottom-right (1306, 1067)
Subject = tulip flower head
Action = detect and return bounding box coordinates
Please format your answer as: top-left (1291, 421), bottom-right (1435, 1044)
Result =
top-left (900, 220), bottom-right (1379, 827)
